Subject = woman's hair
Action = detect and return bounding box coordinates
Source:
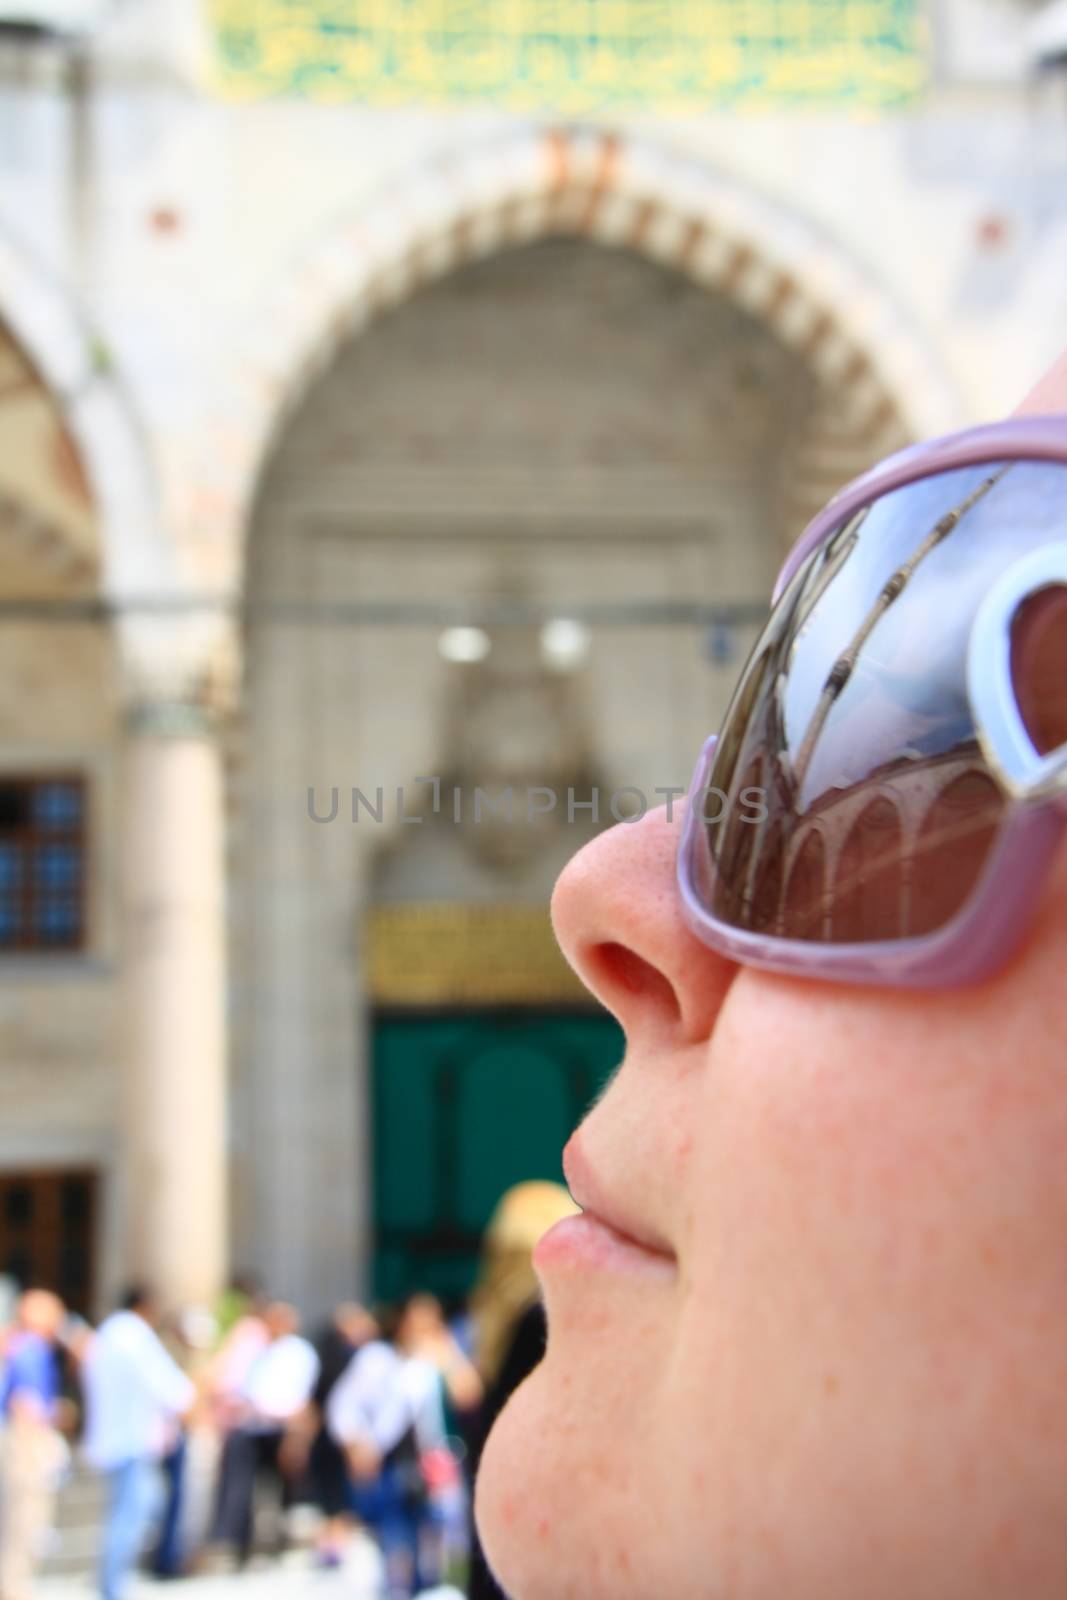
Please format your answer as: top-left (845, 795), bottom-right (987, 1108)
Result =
top-left (470, 1180), bottom-right (578, 1386)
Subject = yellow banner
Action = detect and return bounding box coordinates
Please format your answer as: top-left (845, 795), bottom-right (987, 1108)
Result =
top-left (210, 0), bottom-right (927, 110)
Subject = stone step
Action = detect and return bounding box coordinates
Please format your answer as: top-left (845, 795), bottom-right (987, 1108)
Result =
top-left (54, 1474), bottom-right (107, 1521)
top-left (37, 1465), bottom-right (358, 1582)
top-left (36, 1534), bottom-right (392, 1596)
top-left (41, 1468), bottom-right (107, 1577)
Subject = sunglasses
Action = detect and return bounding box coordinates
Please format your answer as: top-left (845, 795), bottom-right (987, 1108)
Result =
top-left (678, 416), bottom-right (1067, 988)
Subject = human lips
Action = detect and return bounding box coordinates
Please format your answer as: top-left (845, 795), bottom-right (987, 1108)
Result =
top-left (532, 1135), bottom-right (678, 1278)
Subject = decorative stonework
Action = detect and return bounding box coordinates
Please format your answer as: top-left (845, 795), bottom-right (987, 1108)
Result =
top-left (190, 125), bottom-right (963, 590)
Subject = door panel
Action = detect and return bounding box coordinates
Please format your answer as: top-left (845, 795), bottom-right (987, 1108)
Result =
top-left (0, 1169), bottom-right (97, 1315)
top-left (372, 1011), bottom-right (623, 1304)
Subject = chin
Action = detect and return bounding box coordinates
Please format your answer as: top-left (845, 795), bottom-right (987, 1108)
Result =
top-left (475, 1355), bottom-right (659, 1600)
top-left (475, 1368), bottom-right (563, 1600)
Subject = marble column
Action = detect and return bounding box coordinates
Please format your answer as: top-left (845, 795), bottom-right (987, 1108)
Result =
top-left (120, 695), bottom-right (228, 1307)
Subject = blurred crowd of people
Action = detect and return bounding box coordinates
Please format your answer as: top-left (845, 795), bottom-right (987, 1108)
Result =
top-left (0, 1181), bottom-right (576, 1600)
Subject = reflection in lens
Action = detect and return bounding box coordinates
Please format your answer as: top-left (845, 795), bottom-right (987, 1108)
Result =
top-left (704, 459), bottom-right (1067, 943)
top-left (748, 818), bottom-right (785, 935)
top-left (708, 755), bottom-right (763, 927)
top-left (829, 796), bottom-right (903, 942)
top-left (909, 770), bottom-right (1002, 936)
top-left (780, 829), bottom-right (825, 941)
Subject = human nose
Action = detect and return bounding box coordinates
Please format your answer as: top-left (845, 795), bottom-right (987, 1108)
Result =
top-left (550, 804), bottom-right (740, 1047)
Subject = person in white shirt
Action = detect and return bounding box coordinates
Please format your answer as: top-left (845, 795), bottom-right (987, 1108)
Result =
top-left (82, 1285), bottom-right (195, 1600)
top-left (327, 1336), bottom-right (420, 1469)
top-left (207, 1300), bottom-right (319, 1565)
top-left (328, 1335), bottom-right (425, 1598)
top-left (327, 1303), bottom-right (459, 1600)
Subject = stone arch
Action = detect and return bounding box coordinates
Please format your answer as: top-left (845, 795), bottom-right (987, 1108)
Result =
top-left (829, 793), bottom-right (905, 941)
top-left (196, 124), bottom-right (965, 589)
top-left (0, 316), bottom-right (96, 588)
top-left (782, 826), bottom-right (828, 941)
top-left (0, 224), bottom-right (167, 600)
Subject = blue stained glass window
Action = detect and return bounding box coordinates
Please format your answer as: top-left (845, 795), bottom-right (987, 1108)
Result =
top-left (34, 845), bottom-right (81, 891)
top-left (0, 777), bottom-right (85, 952)
top-left (0, 898), bottom-right (22, 945)
top-left (35, 899), bottom-right (79, 944)
top-left (0, 845), bottom-right (22, 890)
top-left (33, 783), bottom-right (82, 830)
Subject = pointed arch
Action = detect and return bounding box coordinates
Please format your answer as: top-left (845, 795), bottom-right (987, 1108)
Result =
top-left (188, 125), bottom-right (964, 591)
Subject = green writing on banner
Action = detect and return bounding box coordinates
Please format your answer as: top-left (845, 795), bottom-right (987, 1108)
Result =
top-left (210, 0), bottom-right (927, 111)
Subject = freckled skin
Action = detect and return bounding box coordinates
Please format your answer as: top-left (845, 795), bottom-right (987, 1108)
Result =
top-left (476, 357), bottom-right (1067, 1600)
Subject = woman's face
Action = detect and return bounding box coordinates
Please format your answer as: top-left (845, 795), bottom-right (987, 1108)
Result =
top-left (475, 357), bottom-right (1067, 1600)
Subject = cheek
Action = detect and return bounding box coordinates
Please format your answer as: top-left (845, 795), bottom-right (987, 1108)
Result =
top-left (669, 975), bottom-right (1067, 1596)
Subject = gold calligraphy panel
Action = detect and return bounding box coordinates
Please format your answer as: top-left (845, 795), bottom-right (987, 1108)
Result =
top-left (367, 902), bottom-right (591, 1005)
top-left (211, 0), bottom-right (926, 111)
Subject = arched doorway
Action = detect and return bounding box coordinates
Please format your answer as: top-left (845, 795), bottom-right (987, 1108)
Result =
top-left (233, 229), bottom-right (910, 1310)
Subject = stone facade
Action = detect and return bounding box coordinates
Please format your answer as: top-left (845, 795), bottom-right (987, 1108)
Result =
top-left (2, 0), bottom-right (1067, 1313)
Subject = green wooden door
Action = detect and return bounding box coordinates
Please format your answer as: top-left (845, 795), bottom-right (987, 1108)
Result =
top-left (371, 1009), bottom-right (623, 1304)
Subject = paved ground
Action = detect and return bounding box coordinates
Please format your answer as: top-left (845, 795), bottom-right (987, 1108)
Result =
top-left (37, 1539), bottom-right (385, 1598)
top-left (37, 1567), bottom-right (379, 1597)
top-left (37, 1543), bottom-right (467, 1599)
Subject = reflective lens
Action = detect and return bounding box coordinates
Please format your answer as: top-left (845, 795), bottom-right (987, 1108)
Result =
top-left (704, 459), bottom-right (1067, 943)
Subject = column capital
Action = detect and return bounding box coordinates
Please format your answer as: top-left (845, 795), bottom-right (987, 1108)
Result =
top-left (124, 695), bottom-right (220, 738)
top-left (117, 610), bottom-right (240, 736)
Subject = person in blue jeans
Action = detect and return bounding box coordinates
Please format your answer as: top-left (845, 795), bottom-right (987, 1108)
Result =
top-left (81, 1286), bottom-right (195, 1600)
top-left (98, 1457), bottom-right (163, 1600)
top-left (349, 1452), bottom-right (435, 1599)
top-left (0, 1288), bottom-right (68, 1600)
top-left (327, 1332), bottom-right (445, 1600)
top-left (150, 1431), bottom-right (187, 1578)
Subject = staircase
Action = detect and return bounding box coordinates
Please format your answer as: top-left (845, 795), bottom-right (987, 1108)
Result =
top-left (41, 1459), bottom-right (106, 1579)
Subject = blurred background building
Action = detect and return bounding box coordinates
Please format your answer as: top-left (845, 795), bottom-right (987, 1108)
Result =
top-left (0, 0), bottom-right (1065, 1320)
